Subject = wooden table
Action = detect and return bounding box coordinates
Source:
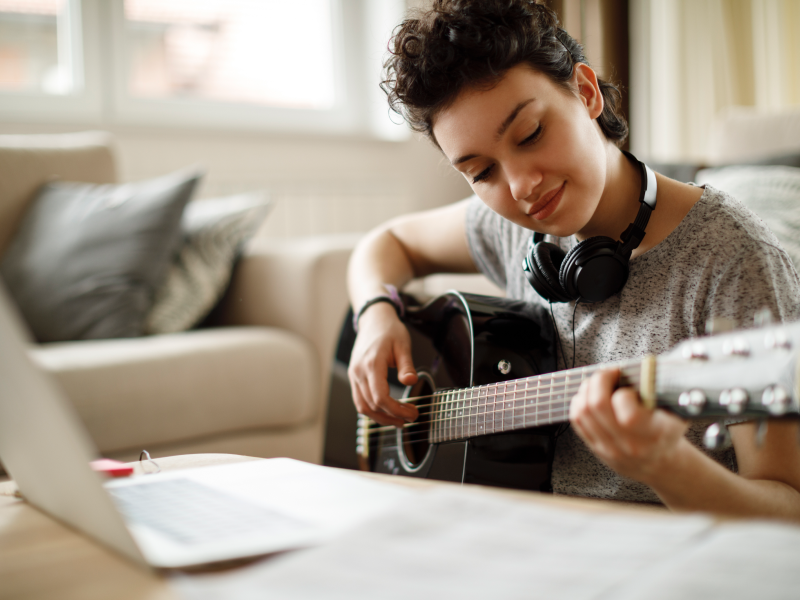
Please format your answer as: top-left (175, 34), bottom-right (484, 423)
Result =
top-left (0, 454), bottom-right (666, 600)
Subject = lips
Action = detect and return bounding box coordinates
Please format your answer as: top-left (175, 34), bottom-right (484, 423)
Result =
top-left (528, 182), bottom-right (565, 220)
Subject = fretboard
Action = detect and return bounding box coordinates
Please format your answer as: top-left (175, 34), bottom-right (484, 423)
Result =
top-left (430, 360), bottom-right (642, 443)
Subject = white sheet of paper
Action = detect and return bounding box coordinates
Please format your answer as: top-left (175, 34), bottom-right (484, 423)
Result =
top-left (175, 459), bottom-right (416, 534)
top-left (172, 486), bottom-right (717, 600)
top-left (611, 521), bottom-right (800, 600)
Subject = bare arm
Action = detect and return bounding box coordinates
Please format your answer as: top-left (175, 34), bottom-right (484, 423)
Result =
top-left (571, 369), bottom-right (800, 521)
top-left (651, 419), bottom-right (800, 520)
top-left (347, 200), bottom-right (478, 426)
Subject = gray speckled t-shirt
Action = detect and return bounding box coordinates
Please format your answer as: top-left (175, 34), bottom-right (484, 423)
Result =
top-left (465, 185), bottom-right (800, 503)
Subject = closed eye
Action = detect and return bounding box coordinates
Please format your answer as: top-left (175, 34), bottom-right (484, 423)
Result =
top-left (472, 165), bottom-right (494, 184)
top-left (520, 125), bottom-right (543, 146)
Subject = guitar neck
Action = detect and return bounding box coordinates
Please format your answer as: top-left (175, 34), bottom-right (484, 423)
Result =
top-left (429, 359), bottom-right (643, 444)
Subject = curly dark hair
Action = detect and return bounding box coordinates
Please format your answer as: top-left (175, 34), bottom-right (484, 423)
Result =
top-left (382, 0), bottom-right (628, 147)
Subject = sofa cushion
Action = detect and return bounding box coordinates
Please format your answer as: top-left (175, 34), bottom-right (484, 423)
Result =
top-left (30, 327), bottom-right (320, 454)
top-left (0, 131), bottom-right (117, 257)
top-left (0, 168), bottom-right (202, 342)
top-left (145, 191), bottom-right (272, 335)
top-left (695, 165), bottom-right (800, 269)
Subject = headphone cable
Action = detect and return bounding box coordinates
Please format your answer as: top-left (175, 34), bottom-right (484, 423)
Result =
top-left (549, 301), bottom-right (567, 371)
top-left (571, 299), bottom-right (580, 370)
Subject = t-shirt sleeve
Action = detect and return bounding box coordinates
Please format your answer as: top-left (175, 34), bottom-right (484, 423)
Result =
top-left (464, 194), bottom-right (509, 291)
top-left (704, 240), bottom-right (800, 328)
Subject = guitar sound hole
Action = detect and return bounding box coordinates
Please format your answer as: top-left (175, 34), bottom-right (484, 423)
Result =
top-left (400, 372), bottom-right (434, 468)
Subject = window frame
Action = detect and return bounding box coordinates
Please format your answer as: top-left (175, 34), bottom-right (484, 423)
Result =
top-left (0, 0), bottom-right (406, 139)
top-left (0, 0), bottom-right (103, 124)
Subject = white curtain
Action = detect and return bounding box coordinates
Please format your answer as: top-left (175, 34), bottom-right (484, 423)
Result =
top-left (630, 0), bottom-right (800, 163)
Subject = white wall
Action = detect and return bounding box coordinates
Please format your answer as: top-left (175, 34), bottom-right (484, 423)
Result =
top-left (0, 122), bottom-right (473, 238)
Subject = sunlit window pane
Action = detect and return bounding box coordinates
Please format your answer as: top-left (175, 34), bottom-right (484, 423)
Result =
top-left (124, 0), bottom-right (336, 110)
top-left (0, 0), bottom-right (76, 94)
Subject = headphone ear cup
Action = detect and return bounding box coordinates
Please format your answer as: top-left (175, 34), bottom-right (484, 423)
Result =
top-left (560, 236), bottom-right (629, 302)
top-left (527, 240), bottom-right (574, 303)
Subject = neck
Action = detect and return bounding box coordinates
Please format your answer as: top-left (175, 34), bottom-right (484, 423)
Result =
top-left (576, 146), bottom-right (644, 244)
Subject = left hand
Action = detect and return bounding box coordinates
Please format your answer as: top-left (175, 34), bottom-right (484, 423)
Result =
top-left (569, 369), bottom-right (689, 485)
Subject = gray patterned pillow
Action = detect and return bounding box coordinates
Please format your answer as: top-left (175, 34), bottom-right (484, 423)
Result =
top-left (0, 169), bottom-right (201, 342)
top-left (145, 192), bottom-right (272, 334)
top-left (695, 165), bottom-right (800, 269)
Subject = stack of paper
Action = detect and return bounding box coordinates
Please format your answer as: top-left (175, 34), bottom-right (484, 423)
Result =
top-left (172, 485), bottom-right (800, 599)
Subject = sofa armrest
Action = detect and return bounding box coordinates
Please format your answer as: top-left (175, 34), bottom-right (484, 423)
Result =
top-left (216, 233), bottom-right (361, 388)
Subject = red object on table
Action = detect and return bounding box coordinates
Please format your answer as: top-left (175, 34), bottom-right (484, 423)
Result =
top-left (90, 458), bottom-right (134, 477)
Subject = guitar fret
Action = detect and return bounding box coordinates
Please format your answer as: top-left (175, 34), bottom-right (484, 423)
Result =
top-left (465, 388), bottom-right (472, 438)
top-left (432, 392), bottom-right (438, 443)
top-left (468, 387), bottom-right (476, 437)
top-left (529, 375), bottom-right (541, 428)
top-left (434, 391), bottom-right (441, 443)
top-left (440, 390), bottom-right (446, 442)
top-left (452, 390), bottom-right (459, 441)
top-left (458, 390), bottom-right (469, 438)
top-left (457, 389), bottom-right (463, 439)
top-left (441, 390), bottom-right (447, 442)
top-left (477, 385), bottom-right (487, 436)
top-left (446, 390), bottom-right (453, 441)
top-left (536, 375), bottom-right (543, 426)
top-left (513, 379), bottom-right (524, 430)
top-left (451, 389), bottom-right (457, 441)
top-left (486, 383), bottom-right (495, 434)
top-left (495, 382), bottom-right (503, 432)
top-left (556, 373), bottom-right (569, 423)
top-left (545, 375), bottom-right (553, 423)
top-left (455, 389), bottom-right (461, 440)
top-left (502, 381), bottom-right (513, 432)
top-left (522, 378), bottom-right (527, 430)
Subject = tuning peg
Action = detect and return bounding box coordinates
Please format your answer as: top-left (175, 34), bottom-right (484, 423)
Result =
top-left (756, 420), bottom-right (768, 447)
top-left (703, 422), bottom-right (732, 450)
top-left (705, 317), bottom-right (736, 336)
top-left (762, 385), bottom-right (791, 416)
top-left (754, 307), bottom-right (774, 328)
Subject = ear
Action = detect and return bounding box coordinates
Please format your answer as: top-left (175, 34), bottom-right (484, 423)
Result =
top-left (573, 64), bottom-right (604, 120)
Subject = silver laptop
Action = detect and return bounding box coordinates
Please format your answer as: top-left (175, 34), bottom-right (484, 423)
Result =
top-left (0, 283), bottom-right (412, 569)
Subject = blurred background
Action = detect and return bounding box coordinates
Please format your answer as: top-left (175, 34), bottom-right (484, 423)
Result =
top-left (1, 0), bottom-right (798, 238)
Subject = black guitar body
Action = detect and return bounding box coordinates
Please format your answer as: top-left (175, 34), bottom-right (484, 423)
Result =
top-left (325, 292), bottom-right (560, 493)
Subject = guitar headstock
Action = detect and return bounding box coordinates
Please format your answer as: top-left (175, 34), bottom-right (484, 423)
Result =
top-left (655, 320), bottom-right (800, 421)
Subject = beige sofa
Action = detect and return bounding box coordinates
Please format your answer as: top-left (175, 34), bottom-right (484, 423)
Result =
top-left (0, 131), bottom-right (358, 464)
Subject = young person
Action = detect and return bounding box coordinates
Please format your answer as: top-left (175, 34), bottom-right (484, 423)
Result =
top-left (347, 0), bottom-right (800, 518)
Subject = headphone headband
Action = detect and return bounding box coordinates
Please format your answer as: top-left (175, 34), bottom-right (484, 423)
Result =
top-left (617, 151), bottom-right (657, 258)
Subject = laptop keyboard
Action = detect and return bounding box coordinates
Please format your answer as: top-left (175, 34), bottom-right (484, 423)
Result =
top-left (108, 478), bottom-right (308, 545)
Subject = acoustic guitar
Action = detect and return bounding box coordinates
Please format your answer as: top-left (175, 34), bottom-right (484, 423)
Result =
top-left (328, 291), bottom-right (800, 492)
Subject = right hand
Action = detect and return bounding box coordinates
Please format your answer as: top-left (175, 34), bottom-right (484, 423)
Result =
top-left (348, 302), bottom-right (419, 427)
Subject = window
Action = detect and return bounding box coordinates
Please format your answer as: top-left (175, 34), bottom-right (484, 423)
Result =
top-left (0, 0), bottom-right (100, 121)
top-left (123, 0), bottom-right (336, 110)
top-left (0, 0), bottom-right (407, 138)
top-left (0, 0), bottom-right (74, 94)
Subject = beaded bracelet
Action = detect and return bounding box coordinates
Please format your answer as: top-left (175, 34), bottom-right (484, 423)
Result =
top-left (353, 284), bottom-right (404, 333)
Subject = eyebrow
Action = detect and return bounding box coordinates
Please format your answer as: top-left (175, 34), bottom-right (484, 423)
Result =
top-left (451, 98), bottom-right (537, 167)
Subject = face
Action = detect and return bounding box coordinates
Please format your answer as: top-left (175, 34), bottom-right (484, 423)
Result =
top-left (432, 64), bottom-right (609, 238)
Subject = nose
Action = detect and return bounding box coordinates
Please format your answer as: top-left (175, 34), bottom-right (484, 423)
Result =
top-left (507, 160), bottom-right (543, 202)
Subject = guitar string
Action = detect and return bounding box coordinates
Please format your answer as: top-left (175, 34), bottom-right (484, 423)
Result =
top-left (380, 371), bottom-right (642, 414)
top-left (360, 376), bottom-right (648, 444)
top-left (367, 382), bottom-right (648, 432)
top-left (360, 391), bottom-right (632, 446)
top-left (358, 364), bottom-right (648, 448)
top-left (388, 362), bottom-right (642, 411)
top-left (362, 393), bottom-right (582, 433)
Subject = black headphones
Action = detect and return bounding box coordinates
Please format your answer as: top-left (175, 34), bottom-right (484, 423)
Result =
top-left (522, 151), bottom-right (658, 303)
